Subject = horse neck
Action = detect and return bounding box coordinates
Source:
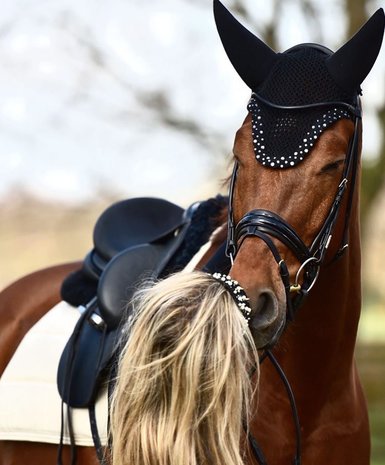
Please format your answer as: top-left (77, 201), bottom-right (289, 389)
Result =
top-left (253, 192), bottom-right (369, 465)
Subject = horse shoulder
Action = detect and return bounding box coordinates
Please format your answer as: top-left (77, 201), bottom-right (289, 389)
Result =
top-left (0, 262), bottom-right (81, 374)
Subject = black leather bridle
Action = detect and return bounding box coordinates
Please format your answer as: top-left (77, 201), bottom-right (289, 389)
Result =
top-left (227, 92), bottom-right (361, 321)
top-left (228, 93), bottom-right (362, 465)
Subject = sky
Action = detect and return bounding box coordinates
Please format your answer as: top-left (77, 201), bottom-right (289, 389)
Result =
top-left (0, 0), bottom-right (384, 206)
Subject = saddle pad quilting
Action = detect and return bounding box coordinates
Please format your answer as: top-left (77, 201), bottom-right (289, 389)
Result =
top-left (0, 301), bottom-right (108, 446)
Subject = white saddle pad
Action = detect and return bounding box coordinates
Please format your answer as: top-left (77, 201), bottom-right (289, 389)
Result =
top-left (0, 301), bottom-right (108, 446)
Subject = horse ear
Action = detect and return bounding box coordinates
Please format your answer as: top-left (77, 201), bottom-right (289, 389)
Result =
top-left (326, 8), bottom-right (385, 95)
top-left (213, 0), bottom-right (278, 90)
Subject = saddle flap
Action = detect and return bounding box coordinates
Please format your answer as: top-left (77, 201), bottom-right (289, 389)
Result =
top-left (57, 305), bottom-right (119, 408)
top-left (57, 244), bottom-right (175, 408)
top-left (93, 197), bottom-right (185, 261)
top-left (97, 243), bottom-right (172, 329)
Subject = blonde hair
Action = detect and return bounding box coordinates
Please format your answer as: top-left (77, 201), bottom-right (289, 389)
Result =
top-left (109, 271), bottom-right (259, 465)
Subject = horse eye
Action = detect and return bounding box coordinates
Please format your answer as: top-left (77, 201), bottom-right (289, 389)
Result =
top-left (320, 159), bottom-right (345, 173)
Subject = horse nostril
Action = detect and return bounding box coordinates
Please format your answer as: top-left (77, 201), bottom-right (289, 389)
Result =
top-left (251, 290), bottom-right (280, 331)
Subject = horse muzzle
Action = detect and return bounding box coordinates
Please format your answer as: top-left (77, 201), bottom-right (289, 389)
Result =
top-left (229, 237), bottom-right (287, 349)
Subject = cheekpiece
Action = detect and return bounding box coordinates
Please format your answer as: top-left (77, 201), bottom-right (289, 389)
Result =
top-left (211, 272), bottom-right (251, 324)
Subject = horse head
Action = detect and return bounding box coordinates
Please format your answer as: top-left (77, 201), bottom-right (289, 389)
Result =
top-left (214, 0), bottom-right (384, 349)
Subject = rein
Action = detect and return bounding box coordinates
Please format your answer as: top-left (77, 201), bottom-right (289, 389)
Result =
top-left (227, 93), bottom-right (362, 465)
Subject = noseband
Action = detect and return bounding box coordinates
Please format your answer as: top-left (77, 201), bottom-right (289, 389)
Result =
top-left (227, 93), bottom-right (362, 320)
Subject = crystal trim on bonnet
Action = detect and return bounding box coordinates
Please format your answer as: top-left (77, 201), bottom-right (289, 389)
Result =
top-left (247, 96), bottom-right (351, 169)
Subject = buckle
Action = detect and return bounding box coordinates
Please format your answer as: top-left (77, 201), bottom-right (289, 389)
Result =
top-left (290, 256), bottom-right (320, 294)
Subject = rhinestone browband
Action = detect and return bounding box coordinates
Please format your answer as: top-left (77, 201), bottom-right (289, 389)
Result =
top-left (212, 272), bottom-right (252, 323)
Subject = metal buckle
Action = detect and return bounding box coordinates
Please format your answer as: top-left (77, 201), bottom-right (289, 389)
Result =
top-left (290, 283), bottom-right (302, 294)
top-left (89, 312), bottom-right (106, 330)
top-left (290, 256), bottom-right (320, 293)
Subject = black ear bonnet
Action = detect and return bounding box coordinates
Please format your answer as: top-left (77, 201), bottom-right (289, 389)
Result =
top-left (214, 0), bottom-right (385, 168)
top-left (248, 45), bottom-right (354, 168)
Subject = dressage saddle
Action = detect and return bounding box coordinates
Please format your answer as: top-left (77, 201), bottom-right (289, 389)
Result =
top-left (57, 195), bottom-right (229, 409)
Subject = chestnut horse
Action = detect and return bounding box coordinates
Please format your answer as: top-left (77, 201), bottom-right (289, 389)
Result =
top-left (1, 1), bottom-right (384, 464)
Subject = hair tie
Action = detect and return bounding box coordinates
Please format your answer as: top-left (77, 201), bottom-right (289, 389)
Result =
top-left (211, 273), bottom-right (252, 324)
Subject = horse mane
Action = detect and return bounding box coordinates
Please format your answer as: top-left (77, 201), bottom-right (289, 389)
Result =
top-left (109, 271), bottom-right (259, 465)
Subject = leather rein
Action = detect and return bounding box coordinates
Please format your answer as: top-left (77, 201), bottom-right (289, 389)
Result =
top-left (227, 93), bottom-right (362, 465)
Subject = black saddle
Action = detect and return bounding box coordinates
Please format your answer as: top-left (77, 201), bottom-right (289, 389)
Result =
top-left (58, 198), bottom-right (196, 407)
top-left (58, 195), bottom-right (229, 409)
top-left (56, 195), bottom-right (230, 464)
top-left (61, 197), bottom-right (200, 306)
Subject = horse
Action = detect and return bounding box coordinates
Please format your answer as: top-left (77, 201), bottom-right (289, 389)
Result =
top-left (0, 1), bottom-right (384, 464)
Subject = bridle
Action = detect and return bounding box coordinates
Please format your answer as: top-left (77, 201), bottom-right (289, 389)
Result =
top-left (227, 92), bottom-right (361, 321)
top-left (227, 92), bottom-right (362, 465)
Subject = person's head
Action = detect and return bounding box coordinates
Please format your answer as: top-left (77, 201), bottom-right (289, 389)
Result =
top-left (110, 271), bottom-right (259, 465)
